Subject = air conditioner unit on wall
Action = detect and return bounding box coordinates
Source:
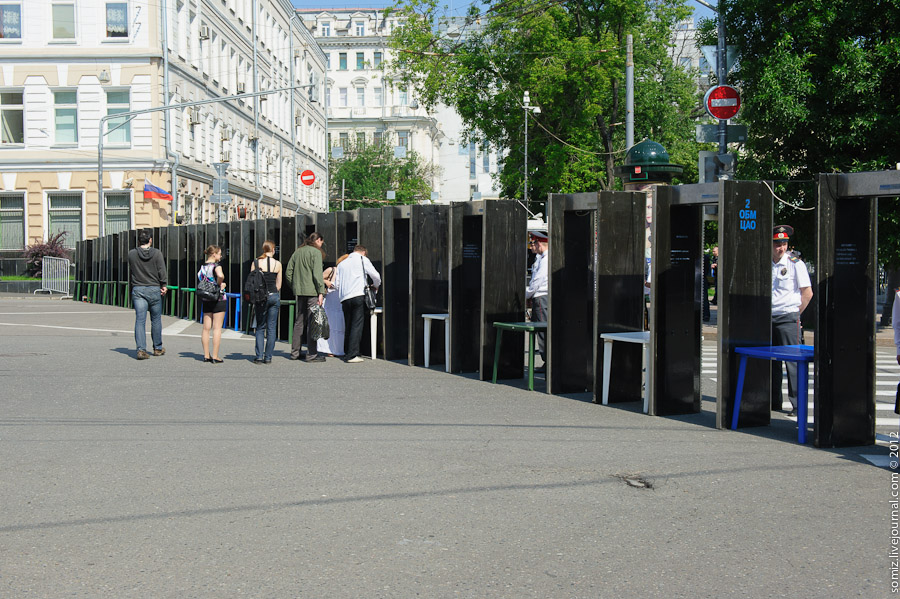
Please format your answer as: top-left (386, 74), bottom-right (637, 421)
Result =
top-left (221, 128), bottom-right (231, 141)
top-left (199, 26), bottom-right (210, 40)
top-left (237, 82), bottom-right (246, 94)
top-left (221, 151), bottom-right (231, 162)
top-left (189, 108), bottom-right (201, 125)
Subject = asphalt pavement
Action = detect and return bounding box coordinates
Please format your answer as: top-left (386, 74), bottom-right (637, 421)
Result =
top-left (0, 295), bottom-right (894, 598)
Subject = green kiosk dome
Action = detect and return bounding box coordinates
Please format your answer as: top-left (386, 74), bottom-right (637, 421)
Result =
top-left (614, 139), bottom-right (683, 185)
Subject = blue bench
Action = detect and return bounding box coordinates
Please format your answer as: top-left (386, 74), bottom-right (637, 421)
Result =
top-left (732, 344), bottom-right (814, 444)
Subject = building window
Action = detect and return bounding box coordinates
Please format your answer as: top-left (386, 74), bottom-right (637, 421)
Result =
top-left (105, 2), bottom-right (127, 38)
top-left (51, 2), bottom-right (76, 40)
top-left (398, 87), bottom-right (408, 106)
top-left (339, 87), bottom-right (347, 107)
top-left (482, 143), bottom-right (490, 173)
top-left (469, 142), bottom-right (476, 178)
top-left (397, 130), bottom-right (408, 149)
top-left (356, 132), bottom-right (365, 147)
top-left (679, 57), bottom-right (692, 69)
top-left (699, 56), bottom-right (710, 73)
top-left (1, 91), bottom-right (24, 144)
top-left (104, 192), bottom-right (130, 235)
top-left (48, 192), bottom-right (82, 248)
top-left (373, 130), bottom-right (382, 146)
top-left (338, 52), bottom-right (347, 70)
top-left (354, 21), bottom-right (364, 36)
top-left (373, 51), bottom-right (382, 67)
top-left (356, 52), bottom-right (364, 70)
top-left (339, 132), bottom-right (348, 149)
top-left (320, 21), bottom-right (330, 36)
top-left (106, 90), bottom-right (130, 145)
top-left (0, 3), bottom-right (22, 39)
top-left (356, 87), bottom-right (365, 107)
top-left (374, 87), bottom-right (382, 106)
top-left (54, 90), bottom-right (78, 144)
top-left (0, 193), bottom-right (25, 250)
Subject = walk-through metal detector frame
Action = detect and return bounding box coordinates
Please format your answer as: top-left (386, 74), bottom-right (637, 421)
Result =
top-left (650, 181), bottom-right (772, 424)
top-left (815, 170), bottom-right (900, 447)
top-left (547, 191), bottom-right (646, 398)
top-left (357, 208), bottom-right (385, 358)
top-left (382, 205), bottom-right (411, 361)
top-left (409, 204), bottom-right (450, 367)
top-left (449, 200), bottom-right (527, 379)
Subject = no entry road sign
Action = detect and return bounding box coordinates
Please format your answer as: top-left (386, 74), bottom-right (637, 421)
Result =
top-left (300, 170), bottom-right (316, 186)
top-left (704, 85), bottom-right (741, 120)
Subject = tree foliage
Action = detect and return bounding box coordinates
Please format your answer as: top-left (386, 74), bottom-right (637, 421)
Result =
top-left (706, 1), bottom-right (900, 263)
top-left (328, 140), bottom-right (439, 209)
top-left (386, 0), bottom-right (702, 212)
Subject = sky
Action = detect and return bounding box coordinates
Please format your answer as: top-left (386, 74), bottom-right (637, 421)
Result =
top-left (290, 0), bottom-right (718, 23)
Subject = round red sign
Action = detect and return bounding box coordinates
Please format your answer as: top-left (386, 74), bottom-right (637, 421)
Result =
top-left (300, 170), bottom-right (315, 186)
top-left (704, 85), bottom-right (741, 120)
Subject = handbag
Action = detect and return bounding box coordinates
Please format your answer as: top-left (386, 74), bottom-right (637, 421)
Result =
top-left (361, 255), bottom-right (377, 310)
top-left (309, 303), bottom-right (330, 341)
top-left (197, 263), bottom-right (221, 302)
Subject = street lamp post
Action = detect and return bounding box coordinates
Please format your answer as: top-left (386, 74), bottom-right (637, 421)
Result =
top-left (523, 91), bottom-right (541, 207)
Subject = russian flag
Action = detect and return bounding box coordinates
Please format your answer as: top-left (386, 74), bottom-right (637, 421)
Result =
top-left (143, 182), bottom-right (173, 202)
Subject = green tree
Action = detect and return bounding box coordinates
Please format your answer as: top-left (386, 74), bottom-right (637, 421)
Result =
top-left (386, 0), bottom-right (702, 212)
top-left (703, 1), bottom-right (900, 262)
top-left (328, 140), bottom-right (439, 209)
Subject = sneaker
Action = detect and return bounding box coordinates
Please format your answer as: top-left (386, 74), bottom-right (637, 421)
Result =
top-left (346, 356), bottom-right (364, 363)
top-left (153, 348), bottom-right (165, 356)
top-left (304, 355), bottom-right (326, 363)
top-left (136, 350), bottom-right (150, 360)
top-left (253, 358), bottom-right (265, 364)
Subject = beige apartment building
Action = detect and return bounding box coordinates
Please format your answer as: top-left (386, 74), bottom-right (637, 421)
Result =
top-left (0, 0), bottom-right (326, 259)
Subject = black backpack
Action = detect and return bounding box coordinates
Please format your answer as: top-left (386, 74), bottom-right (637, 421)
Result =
top-left (243, 259), bottom-right (269, 306)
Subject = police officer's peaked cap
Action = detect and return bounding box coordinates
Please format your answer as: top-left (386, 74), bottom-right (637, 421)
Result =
top-left (529, 231), bottom-right (548, 242)
top-left (773, 225), bottom-right (794, 241)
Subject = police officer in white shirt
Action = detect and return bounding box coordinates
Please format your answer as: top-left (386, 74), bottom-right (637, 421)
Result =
top-left (526, 231), bottom-right (549, 368)
top-left (771, 225), bottom-right (813, 416)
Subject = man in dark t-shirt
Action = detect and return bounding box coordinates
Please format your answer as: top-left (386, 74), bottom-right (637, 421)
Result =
top-left (127, 229), bottom-right (167, 360)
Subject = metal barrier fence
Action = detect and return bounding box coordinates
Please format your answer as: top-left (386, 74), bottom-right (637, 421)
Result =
top-left (35, 256), bottom-right (72, 298)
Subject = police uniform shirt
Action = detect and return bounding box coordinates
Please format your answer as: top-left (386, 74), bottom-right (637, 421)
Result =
top-left (771, 253), bottom-right (811, 316)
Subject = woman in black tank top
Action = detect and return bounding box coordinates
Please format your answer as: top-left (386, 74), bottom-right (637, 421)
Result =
top-left (250, 241), bottom-right (283, 363)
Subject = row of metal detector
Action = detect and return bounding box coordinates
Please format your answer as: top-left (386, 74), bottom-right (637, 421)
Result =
top-left (76, 171), bottom-right (900, 448)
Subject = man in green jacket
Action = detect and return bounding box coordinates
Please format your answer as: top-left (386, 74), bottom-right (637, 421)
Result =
top-left (285, 232), bottom-right (327, 362)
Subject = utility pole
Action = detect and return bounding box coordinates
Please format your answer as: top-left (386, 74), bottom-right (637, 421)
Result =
top-left (522, 91), bottom-right (541, 207)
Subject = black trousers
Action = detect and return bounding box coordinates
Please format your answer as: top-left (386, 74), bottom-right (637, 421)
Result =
top-left (532, 295), bottom-right (548, 359)
top-left (772, 312), bottom-right (801, 410)
top-left (342, 295), bottom-right (366, 360)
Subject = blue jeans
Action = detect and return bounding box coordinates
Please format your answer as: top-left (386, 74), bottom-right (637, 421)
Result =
top-left (133, 286), bottom-right (163, 352)
top-left (255, 293), bottom-right (281, 360)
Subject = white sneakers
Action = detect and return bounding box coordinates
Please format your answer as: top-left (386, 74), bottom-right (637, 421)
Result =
top-left (346, 356), bottom-right (364, 363)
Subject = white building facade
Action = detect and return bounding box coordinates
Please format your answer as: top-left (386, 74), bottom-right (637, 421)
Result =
top-left (300, 8), bottom-right (451, 202)
top-left (0, 0), bottom-right (326, 256)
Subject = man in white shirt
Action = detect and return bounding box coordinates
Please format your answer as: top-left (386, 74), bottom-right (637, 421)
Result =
top-left (525, 231), bottom-right (549, 369)
top-left (771, 225), bottom-right (813, 416)
top-left (335, 244), bottom-right (381, 363)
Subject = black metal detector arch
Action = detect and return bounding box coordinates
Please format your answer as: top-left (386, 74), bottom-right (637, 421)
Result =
top-left (546, 191), bottom-right (646, 398)
top-left (409, 204), bottom-right (451, 366)
top-left (382, 205), bottom-right (412, 361)
top-left (448, 200), bottom-right (527, 379)
top-left (649, 181), bottom-right (773, 423)
top-left (816, 170), bottom-right (900, 447)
